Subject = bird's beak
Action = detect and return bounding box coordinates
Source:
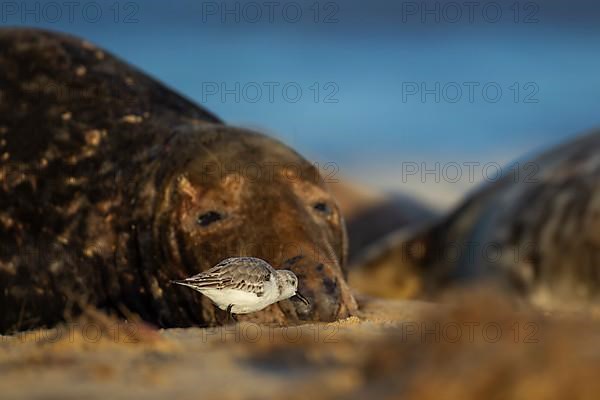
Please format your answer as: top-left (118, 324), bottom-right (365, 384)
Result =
top-left (170, 280), bottom-right (193, 288)
top-left (292, 292), bottom-right (310, 306)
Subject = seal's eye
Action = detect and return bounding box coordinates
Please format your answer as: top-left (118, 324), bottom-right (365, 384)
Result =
top-left (313, 202), bottom-right (331, 214)
top-left (197, 211), bottom-right (222, 226)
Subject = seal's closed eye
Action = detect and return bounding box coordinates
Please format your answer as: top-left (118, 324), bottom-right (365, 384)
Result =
top-left (313, 202), bottom-right (331, 214)
top-left (197, 211), bottom-right (223, 226)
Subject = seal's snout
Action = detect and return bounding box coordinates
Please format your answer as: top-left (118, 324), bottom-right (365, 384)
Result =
top-left (287, 257), bottom-right (357, 322)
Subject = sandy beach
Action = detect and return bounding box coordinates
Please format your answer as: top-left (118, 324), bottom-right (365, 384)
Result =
top-left (2, 290), bottom-right (599, 400)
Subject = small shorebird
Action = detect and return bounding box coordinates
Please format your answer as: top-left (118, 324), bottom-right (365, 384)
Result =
top-left (171, 257), bottom-right (310, 321)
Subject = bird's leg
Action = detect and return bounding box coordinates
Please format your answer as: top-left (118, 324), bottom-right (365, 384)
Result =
top-left (226, 304), bottom-right (237, 323)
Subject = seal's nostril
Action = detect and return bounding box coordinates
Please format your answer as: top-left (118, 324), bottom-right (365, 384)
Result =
top-left (323, 277), bottom-right (338, 296)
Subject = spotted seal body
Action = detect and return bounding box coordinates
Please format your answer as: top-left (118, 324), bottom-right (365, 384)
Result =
top-left (355, 132), bottom-right (600, 309)
top-left (0, 29), bottom-right (357, 333)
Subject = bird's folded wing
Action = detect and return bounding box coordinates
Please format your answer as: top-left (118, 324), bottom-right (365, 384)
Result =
top-left (182, 260), bottom-right (272, 297)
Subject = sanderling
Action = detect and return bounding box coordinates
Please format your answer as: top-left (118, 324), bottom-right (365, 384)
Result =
top-left (171, 257), bottom-right (310, 321)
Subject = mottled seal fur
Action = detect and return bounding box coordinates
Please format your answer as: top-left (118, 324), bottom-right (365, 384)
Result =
top-left (0, 28), bottom-right (357, 333)
top-left (354, 131), bottom-right (600, 309)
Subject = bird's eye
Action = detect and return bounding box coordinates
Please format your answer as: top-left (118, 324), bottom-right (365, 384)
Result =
top-left (313, 202), bottom-right (331, 214)
top-left (197, 211), bottom-right (222, 226)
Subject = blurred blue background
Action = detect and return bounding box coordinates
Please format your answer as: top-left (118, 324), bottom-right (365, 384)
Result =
top-left (3, 0), bottom-right (600, 205)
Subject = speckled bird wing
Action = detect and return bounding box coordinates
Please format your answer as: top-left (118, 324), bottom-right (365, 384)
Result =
top-left (181, 258), bottom-right (274, 297)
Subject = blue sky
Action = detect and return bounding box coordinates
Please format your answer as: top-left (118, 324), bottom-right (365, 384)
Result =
top-left (3, 0), bottom-right (600, 203)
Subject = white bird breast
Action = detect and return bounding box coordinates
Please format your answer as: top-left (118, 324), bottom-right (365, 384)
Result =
top-left (199, 276), bottom-right (279, 314)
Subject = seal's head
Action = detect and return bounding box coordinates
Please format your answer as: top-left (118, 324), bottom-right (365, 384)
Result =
top-left (158, 124), bottom-right (357, 324)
